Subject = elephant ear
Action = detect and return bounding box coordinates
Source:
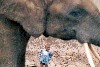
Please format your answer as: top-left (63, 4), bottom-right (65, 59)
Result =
top-left (0, 0), bottom-right (46, 37)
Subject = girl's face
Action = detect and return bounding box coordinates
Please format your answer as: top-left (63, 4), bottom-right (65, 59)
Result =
top-left (45, 45), bottom-right (50, 51)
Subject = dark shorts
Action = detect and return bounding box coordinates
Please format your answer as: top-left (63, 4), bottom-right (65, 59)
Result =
top-left (40, 62), bottom-right (46, 65)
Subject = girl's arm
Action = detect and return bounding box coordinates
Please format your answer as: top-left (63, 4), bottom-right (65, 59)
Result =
top-left (39, 50), bottom-right (43, 57)
top-left (49, 51), bottom-right (53, 58)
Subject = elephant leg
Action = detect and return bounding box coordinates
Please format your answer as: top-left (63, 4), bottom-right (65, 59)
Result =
top-left (0, 17), bottom-right (30, 67)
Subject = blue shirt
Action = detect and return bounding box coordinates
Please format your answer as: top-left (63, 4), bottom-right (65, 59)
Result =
top-left (39, 49), bottom-right (53, 64)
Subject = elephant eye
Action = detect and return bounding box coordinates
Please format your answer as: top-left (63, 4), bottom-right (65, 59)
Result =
top-left (69, 8), bottom-right (88, 17)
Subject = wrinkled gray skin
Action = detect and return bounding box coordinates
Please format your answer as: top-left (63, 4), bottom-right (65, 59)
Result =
top-left (0, 0), bottom-right (100, 67)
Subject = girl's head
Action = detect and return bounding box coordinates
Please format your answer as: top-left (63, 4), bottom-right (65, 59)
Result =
top-left (45, 44), bottom-right (50, 51)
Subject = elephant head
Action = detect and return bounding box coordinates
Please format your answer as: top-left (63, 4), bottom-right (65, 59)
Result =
top-left (1, 0), bottom-right (99, 46)
top-left (44, 0), bottom-right (100, 46)
top-left (0, 0), bottom-right (99, 67)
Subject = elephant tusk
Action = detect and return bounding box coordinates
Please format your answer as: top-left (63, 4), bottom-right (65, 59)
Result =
top-left (84, 43), bottom-right (95, 67)
top-left (88, 44), bottom-right (100, 61)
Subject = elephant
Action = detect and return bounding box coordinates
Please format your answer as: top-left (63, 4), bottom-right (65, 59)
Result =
top-left (0, 0), bottom-right (100, 67)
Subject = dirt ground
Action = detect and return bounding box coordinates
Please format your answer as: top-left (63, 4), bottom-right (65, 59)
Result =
top-left (25, 35), bottom-right (100, 67)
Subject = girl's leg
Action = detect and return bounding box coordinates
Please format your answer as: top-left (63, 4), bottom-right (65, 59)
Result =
top-left (40, 63), bottom-right (43, 67)
top-left (45, 64), bottom-right (48, 67)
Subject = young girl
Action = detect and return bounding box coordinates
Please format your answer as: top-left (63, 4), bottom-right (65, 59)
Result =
top-left (39, 44), bottom-right (53, 67)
